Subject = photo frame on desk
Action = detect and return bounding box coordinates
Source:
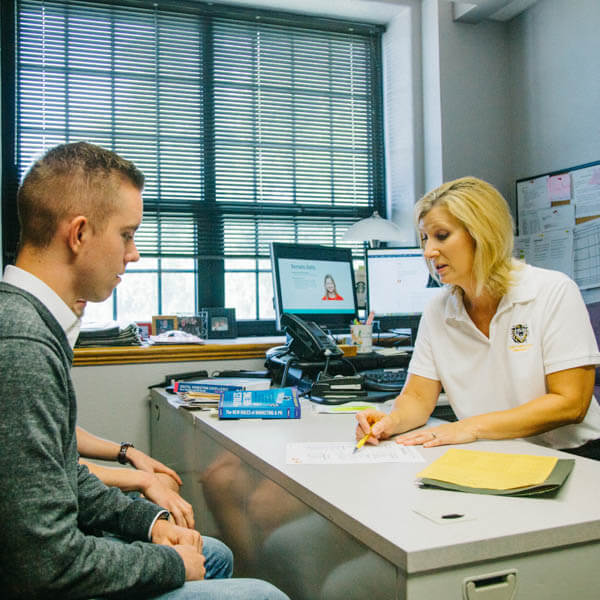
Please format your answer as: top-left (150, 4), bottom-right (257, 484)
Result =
top-left (136, 322), bottom-right (152, 341)
top-left (152, 315), bottom-right (178, 336)
top-left (203, 308), bottom-right (237, 339)
top-left (177, 313), bottom-right (208, 339)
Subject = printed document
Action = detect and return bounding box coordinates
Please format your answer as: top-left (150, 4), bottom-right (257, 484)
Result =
top-left (574, 218), bottom-right (600, 289)
top-left (514, 228), bottom-right (573, 277)
top-left (572, 165), bottom-right (600, 218)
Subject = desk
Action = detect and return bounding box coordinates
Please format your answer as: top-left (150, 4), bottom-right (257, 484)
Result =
top-left (150, 389), bottom-right (600, 599)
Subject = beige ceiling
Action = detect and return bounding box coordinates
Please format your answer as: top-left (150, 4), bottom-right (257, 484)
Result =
top-left (198, 0), bottom-right (538, 24)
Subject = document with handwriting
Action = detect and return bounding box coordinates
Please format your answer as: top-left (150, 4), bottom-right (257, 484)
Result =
top-left (286, 441), bottom-right (424, 465)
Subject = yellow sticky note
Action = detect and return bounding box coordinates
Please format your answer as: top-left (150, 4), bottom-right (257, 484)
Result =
top-left (330, 404), bottom-right (373, 412)
top-left (417, 448), bottom-right (558, 490)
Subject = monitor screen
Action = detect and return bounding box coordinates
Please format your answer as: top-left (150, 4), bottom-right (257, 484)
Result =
top-left (270, 242), bottom-right (358, 333)
top-left (366, 247), bottom-right (442, 336)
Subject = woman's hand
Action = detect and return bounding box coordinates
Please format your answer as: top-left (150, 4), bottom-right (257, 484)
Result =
top-left (395, 419), bottom-right (478, 448)
top-left (355, 409), bottom-right (398, 446)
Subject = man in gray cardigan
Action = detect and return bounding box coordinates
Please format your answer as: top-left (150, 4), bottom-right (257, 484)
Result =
top-left (0, 142), bottom-right (288, 600)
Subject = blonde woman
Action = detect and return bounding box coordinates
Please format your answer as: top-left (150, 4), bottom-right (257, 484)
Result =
top-left (357, 176), bottom-right (600, 459)
top-left (322, 274), bottom-right (344, 300)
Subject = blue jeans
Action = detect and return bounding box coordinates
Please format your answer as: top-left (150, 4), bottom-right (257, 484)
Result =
top-left (148, 536), bottom-right (289, 600)
top-left (97, 536), bottom-right (289, 600)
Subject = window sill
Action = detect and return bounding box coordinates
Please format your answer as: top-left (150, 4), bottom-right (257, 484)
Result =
top-left (73, 337), bottom-right (357, 367)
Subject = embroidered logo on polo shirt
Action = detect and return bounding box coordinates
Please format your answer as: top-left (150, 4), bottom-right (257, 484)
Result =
top-left (511, 323), bottom-right (528, 344)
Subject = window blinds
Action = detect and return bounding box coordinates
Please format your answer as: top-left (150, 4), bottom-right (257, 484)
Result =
top-left (8, 0), bottom-right (384, 264)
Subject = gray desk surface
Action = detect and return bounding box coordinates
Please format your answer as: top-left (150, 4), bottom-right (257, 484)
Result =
top-left (154, 390), bottom-right (600, 576)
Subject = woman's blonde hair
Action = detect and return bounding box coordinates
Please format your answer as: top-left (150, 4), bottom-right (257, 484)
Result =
top-left (414, 176), bottom-right (517, 298)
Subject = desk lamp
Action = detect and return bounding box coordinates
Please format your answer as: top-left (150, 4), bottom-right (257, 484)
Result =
top-left (342, 211), bottom-right (404, 247)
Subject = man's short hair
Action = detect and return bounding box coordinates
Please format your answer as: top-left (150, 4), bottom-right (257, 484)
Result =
top-left (17, 141), bottom-right (144, 248)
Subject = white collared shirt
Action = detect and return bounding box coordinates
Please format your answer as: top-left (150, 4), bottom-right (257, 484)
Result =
top-left (409, 263), bottom-right (600, 449)
top-left (2, 265), bottom-right (81, 349)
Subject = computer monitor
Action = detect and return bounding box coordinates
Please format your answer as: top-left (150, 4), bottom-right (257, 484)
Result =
top-left (366, 247), bottom-right (442, 341)
top-left (270, 242), bottom-right (358, 333)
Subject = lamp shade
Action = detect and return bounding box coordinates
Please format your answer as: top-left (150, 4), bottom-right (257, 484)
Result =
top-left (342, 211), bottom-right (404, 244)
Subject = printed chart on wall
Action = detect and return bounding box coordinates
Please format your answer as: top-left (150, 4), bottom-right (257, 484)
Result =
top-left (515, 161), bottom-right (600, 290)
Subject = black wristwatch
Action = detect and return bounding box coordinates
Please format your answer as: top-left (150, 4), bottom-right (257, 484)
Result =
top-left (117, 442), bottom-right (134, 464)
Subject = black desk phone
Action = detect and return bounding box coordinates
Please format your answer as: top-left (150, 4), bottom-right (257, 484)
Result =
top-left (280, 313), bottom-right (343, 361)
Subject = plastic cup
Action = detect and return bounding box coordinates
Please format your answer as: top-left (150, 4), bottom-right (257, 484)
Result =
top-left (351, 323), bottom-right (373, 353)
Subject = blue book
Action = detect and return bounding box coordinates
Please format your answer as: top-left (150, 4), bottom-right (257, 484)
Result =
top-left (174, 377), bottom-right (270, 394)
top-left (218, 387), bottom-right (301, 419)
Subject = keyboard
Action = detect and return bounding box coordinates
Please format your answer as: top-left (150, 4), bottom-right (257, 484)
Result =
top-left (361, 368), bottom-right (407, 392)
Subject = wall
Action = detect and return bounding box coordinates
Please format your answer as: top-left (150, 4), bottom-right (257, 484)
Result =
top-left (421, 0), bottom-right (513, 202)
top-left (421, 0), bottom-right (444, 196)
top-left (508, 0), bottom-right (600, 182)
top-left (507, 0), bottom-right (600, 301)
top-left (438, 3), bottom-right (513, 199)
top-left (72, 357), bottom-right (266, 454)
top-left (382, 1), bottom-right (424, 244)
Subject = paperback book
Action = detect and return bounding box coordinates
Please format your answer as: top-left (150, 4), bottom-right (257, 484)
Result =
top-left (174, 377), bottom-right (271, 394)
top-left (218, 387), bottom-right (301, 420)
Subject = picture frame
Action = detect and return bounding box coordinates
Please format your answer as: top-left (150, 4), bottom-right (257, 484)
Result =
top-left (136, 322), bottom-right (152, 341)
top-left (177, 313), bottom-right (208, 340)
top-left (203, 307), bottom-right (237, 339)
top-left (152, 315), bottom-right (178, 336)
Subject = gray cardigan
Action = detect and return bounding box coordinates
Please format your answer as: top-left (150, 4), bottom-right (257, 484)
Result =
top-left (0, 282), bottom-right (185, 599)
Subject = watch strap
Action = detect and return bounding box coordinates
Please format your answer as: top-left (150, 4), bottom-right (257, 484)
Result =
top-left (118, 442), bottom-right (134, 464)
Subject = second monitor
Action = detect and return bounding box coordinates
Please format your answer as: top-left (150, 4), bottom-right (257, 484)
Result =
top-left (366, 247), bottom-right (442, 341)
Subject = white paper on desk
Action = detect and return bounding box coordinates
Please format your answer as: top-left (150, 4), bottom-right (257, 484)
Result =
top-left (149, 330), bottom-right (204, 344)
top-left (286, 441), bottom-right (424, 464)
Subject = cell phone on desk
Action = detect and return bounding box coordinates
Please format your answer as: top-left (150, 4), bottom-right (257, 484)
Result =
top-left (281, 313), bottom-right (343, 361)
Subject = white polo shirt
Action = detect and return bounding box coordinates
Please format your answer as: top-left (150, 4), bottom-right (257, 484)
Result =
top-left (408, 263), bottom-right (600, 449)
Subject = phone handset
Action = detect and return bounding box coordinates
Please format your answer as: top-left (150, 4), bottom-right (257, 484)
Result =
top-left (280, 313), bottom-right (343, 361)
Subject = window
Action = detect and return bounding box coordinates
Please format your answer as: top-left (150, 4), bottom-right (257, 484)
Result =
top-left (3, 0), bottom-right (385, 332)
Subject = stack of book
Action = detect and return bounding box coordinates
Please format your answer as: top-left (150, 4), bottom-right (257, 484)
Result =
top-left (173, 377), bottom-right (301, 419)
top-left (174, 377), bottom-right (271, 409)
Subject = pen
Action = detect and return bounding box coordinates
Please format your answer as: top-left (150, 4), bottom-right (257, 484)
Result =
top-left (365, 311), bottom-right (375, 326)
top-left (353, 425), bottom-right (373, 453)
